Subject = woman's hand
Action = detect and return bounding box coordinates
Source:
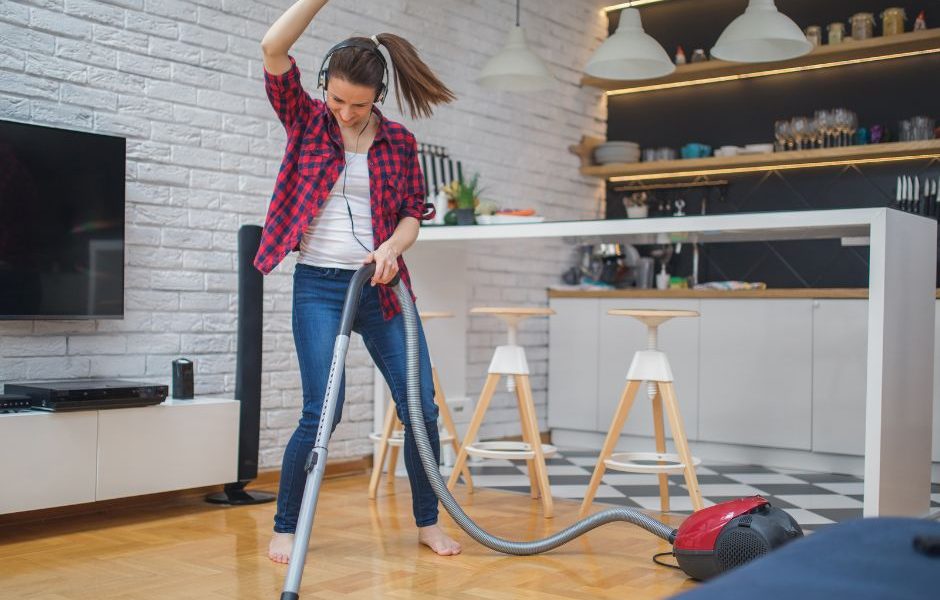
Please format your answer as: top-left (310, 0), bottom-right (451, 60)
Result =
top-left (364, 241), bottom-right (399, 286)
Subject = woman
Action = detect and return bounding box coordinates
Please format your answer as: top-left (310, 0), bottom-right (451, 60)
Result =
top-left (255, 0), bottom-right (459, 563)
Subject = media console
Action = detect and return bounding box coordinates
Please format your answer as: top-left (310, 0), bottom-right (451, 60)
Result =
top-left (0, 397), bottom-right (239, 515)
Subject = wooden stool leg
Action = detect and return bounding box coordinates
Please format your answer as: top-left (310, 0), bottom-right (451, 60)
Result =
top-left (651, 390), bottom-right (671, 513)
top-left (387, 417), bottom-right (403, 488)
top-left (447, 373), bottom-right (500, 491)
top-left (516, 374), bottom-right (553, 518)
top-left (579, 380), bottom-right (642, 518)
top-left (432, 366), bottom-right (473, 492)
top-left (658, 382), bottom-right (704, 511)
top-left (515, 388), bottom-right (541, 500)
top-left (369, 398), bottom-right (398, 499)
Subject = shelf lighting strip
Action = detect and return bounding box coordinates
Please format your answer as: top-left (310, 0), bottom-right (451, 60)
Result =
top-left (605, 47), bottom-right (940, 96)
top-left (607, 153), bottom-right (940, 182)
top-left (603, 0), bottom-right (671, 12)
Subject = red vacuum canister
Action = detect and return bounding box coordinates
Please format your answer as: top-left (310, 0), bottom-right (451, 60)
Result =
top-left (672, 496), bottom-right (803, 580)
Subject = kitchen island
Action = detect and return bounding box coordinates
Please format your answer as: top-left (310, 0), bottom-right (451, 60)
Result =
top-left (407, 208), bottom-right (937, 518)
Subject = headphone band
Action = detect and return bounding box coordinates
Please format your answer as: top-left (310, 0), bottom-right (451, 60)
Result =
top-left (318, 37), bottom-right (389, 104)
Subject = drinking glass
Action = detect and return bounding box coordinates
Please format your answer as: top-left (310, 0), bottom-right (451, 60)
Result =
top-left (790, 116), bottom-right (810, 150)
top-left (774, 120), bottom-right (792, 152)
top-left (833, 108), bottom-right (852, 147)
top-left (814, 109), bottom-right (833, 148)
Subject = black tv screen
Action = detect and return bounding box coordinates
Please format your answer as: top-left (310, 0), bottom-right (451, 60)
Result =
top-left (0, 120), bottom-right (125, 319)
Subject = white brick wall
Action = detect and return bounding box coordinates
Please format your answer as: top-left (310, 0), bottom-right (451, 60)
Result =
top-left (0, 0), bottom-right (608, 470)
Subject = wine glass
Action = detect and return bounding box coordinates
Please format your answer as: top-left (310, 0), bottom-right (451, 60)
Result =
top-left (814, 109), bottom-right (833, 148)
top-left (790, 116), bottom-right (810, 150)
top-left (774, 120), bottom-right (792, 152)
top-left (833, 108), bottom-right (853, 146)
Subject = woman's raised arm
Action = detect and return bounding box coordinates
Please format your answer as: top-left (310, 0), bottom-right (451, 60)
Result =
top-left (261, 0), bottom-right (330, 75)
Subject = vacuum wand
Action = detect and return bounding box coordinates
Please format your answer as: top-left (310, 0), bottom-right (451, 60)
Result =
top-left (279, 265), bottom-right (379, 600)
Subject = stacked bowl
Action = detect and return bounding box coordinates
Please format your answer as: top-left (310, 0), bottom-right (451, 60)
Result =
top-left (593, 141), bottom-right (641, 165)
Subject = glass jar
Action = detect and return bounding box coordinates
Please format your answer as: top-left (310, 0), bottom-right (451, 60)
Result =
top-left (827, 22), bottom-right (845, 45)
top-left (850, 12), bottom-right (875, 40)
top-left (881, 8), bottom-right (906, 36)
top-left (805, 25), bottom-right (822, 47)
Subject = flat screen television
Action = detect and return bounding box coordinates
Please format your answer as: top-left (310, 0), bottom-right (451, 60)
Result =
top-left (0, 120), bottom-right (125, 319)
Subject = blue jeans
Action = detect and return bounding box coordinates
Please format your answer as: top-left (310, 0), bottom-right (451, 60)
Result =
top-left (274, 264), bottom-right (441, 533)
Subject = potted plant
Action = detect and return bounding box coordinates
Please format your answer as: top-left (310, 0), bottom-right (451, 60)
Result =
top-left (443, 174), bottom-right (483, 226)
top-left (624, 191), bottom-right (649, 219)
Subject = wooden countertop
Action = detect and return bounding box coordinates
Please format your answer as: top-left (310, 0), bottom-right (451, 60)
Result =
top-left (548, 288), bottom-right (940, 300)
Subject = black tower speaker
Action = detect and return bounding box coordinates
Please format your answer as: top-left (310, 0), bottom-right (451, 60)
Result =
top-left (206, 225), bottom-right (276, 505)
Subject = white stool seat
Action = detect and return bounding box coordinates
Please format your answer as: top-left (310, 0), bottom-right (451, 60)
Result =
top-left (605, 451), bottom-right (702, 475)
top-left (465, 441), bottom-right (558, 460)
top-left (369, 429), bottom-right (455, 446)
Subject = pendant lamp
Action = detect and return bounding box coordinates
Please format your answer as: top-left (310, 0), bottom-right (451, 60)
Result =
top-left (711, 0), bottom-right (812, 63)
top-left (584, 8), bottom-right (675, 80)
top-left (477, 0), bottom-right (554, 92)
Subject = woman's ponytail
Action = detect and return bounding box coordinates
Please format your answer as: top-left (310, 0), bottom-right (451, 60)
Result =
top-left (376, 33), bottom-right (455, 119)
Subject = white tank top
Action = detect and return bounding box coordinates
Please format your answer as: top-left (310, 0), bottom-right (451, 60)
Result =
top-left (298, 151), bottom-right (374, 269)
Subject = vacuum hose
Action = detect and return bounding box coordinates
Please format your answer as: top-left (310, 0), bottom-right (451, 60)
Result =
top-left (390, 277), bottom-right (677, 553)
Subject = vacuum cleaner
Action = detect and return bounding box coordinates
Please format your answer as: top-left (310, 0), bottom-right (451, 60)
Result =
top-left (280, 265), bottom-right (803, 599)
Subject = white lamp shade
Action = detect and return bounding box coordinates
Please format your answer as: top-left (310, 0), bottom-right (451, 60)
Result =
top-left (711, 0), bottom-right (812, 63)
top-left (584, 8), bottom-right (675, 81)
top-left (477, 26), bottom-right (554, 92)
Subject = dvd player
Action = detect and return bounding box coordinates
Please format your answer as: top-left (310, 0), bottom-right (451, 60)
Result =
top-left (4, 379), bottom-right (168, 412)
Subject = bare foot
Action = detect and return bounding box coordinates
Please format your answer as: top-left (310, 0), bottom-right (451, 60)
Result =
top-left (268, 532), bottom-right (294, 564)
top-left (418, 524), bottom-right (462, 556)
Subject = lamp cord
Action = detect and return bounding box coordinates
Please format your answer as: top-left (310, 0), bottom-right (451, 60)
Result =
top-left (516, 0), bottom-right (520, 27)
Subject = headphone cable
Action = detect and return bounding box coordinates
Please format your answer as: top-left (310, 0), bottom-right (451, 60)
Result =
top-left (341, 113), bottom-right (374, 255)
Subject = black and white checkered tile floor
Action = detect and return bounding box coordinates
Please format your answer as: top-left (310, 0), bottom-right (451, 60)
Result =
top-left (442, 449), bottom-right (940, 531)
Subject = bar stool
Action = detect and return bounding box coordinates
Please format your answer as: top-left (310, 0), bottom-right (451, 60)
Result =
top-left (579, 309), bottom-right (704, 516)
top-left (368, 311), bottom-right (473, 498)
top-left (447, 307), bottom-right (557, 518)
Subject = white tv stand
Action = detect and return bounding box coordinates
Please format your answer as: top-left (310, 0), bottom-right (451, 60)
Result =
top-left (0, 397), bottom-right (239, 515)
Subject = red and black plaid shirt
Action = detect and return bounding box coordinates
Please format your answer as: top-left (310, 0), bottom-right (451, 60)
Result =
top-left (254, 56), bottom-right (433, 320)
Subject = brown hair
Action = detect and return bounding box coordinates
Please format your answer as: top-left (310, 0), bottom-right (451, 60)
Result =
top-left (325, 34), bottom-right (455, 119)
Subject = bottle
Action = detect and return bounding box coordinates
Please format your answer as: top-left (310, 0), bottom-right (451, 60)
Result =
top-left (804, 25), bottom-right (822, 47)
top-left (914, 10), bottom-right (927, 31)
top-left (850, 12), bottom-right (875, 40)
top-left (691, 48), bottom-right (707, 63)
top-left (881, 8), bottom-right (906, 36)
top-left (675, 45), bottom-right (686, 65)
top-left (827, 22), bottom-right (845, 45)
top-left (656, 265), bottom-right (670, 290)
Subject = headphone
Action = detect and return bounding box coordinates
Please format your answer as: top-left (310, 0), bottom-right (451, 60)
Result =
top-left (317, 37), bottom-right (389, 104)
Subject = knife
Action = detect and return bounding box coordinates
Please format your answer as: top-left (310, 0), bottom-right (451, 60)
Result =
top-left (935, 177), bottom-right (940, 217)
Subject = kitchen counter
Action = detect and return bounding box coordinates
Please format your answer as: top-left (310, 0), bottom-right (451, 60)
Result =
top-left (407, 208), bottom-right (937, 517)
top-left (548, 288), bottom-right (940, 300)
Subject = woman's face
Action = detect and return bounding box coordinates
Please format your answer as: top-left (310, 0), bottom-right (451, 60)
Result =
top-left (325, 77), bottom-right (376, 130)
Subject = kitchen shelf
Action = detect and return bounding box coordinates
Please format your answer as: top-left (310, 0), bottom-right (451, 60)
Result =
top-left (578, 139), bottom-right (940, 182)
top-left (582, 28), bottom-right (940, 95)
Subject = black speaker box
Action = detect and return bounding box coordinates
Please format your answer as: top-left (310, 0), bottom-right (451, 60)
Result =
top-left (206, 225), bottom-right (275, 505)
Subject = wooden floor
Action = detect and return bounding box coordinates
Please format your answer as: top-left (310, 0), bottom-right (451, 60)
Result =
top-left (0, 475), bottom-right (697, 599)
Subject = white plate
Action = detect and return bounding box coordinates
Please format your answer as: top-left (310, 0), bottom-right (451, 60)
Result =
top-left (476, 214), bottom-right (545, 225)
